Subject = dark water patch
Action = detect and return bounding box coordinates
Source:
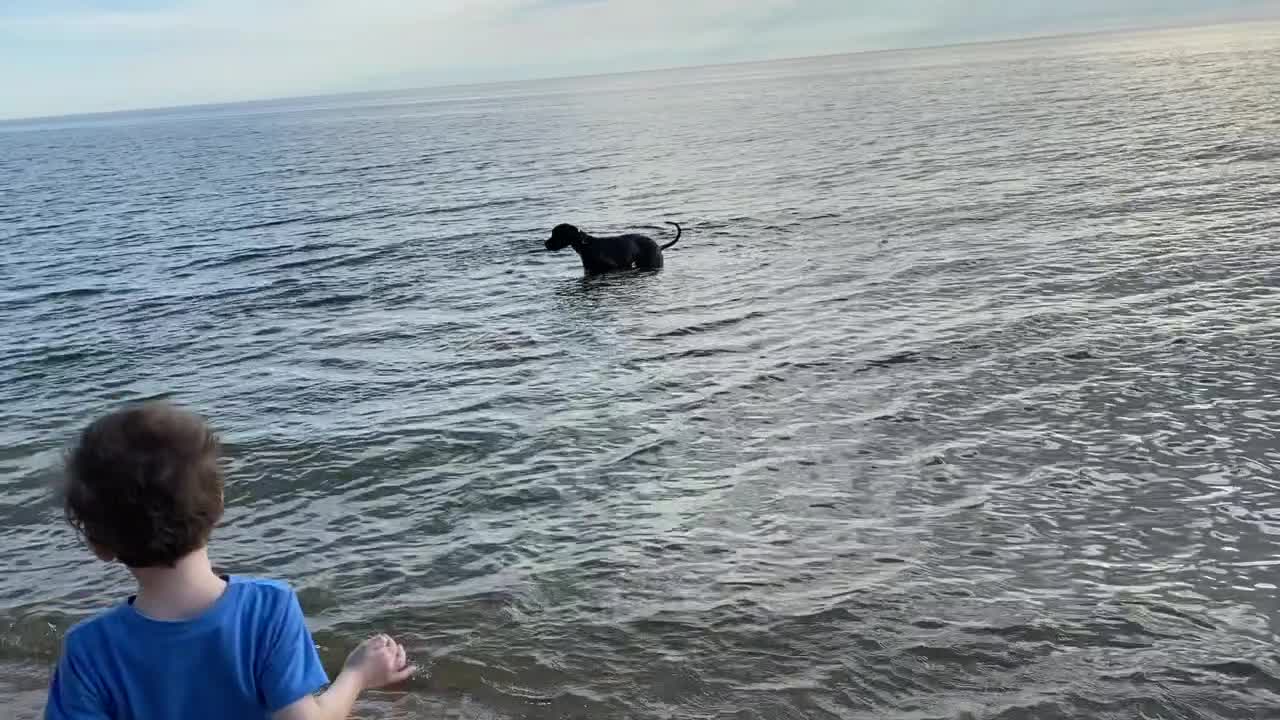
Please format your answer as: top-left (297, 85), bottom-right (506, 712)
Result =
top-left (218, 216), bottom-right (313, 233)
top-left (648, 310), bottom-right (768, 338)
top-left (36, 287), bottom-right (110, 301)
top-left (294, 292), bottom-right (368, 309)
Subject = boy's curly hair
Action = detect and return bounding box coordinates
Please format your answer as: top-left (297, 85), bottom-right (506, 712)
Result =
top-left (64, 402), bottom-right (225, 568)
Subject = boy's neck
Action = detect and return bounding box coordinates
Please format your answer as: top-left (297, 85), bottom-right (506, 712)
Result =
top-left (129, 548), bottom-right (228, 621)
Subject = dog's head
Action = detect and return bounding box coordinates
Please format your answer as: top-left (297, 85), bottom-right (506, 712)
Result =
top-left (546, 223), bottom-right (581, 251)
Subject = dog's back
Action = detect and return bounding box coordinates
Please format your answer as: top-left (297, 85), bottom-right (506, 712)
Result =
top-left (626, 234), bottom-right (664, 269)
top-left (545, 222), bottom-right (682, 273)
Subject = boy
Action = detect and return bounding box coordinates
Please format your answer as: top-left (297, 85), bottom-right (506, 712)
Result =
top-left (46, 402), bottom-right (415, 719)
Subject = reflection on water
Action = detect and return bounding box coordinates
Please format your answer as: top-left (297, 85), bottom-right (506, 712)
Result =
top-left (3, 21), bottom-right (1280, 720)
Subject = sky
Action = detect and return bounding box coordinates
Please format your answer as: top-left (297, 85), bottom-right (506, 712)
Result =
top-left (1, 0), bottom-right (1278, 119)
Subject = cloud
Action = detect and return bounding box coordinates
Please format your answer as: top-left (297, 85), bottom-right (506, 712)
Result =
top-left (1, 0), bottom-right (1277, 119)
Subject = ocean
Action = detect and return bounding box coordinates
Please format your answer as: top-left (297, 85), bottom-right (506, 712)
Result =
top-left (2, 21), bottom-right (1280, 719)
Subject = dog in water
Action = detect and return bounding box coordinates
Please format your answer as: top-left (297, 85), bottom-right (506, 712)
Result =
top-left (545, 222), bottom-right (682, 274)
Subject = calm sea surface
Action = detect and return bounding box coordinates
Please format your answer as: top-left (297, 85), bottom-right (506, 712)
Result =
top-left (3, 23), bottom-right (1280, 719)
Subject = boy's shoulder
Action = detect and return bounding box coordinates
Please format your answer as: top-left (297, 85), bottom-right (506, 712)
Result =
top-left (62, 603), bottom-right (132, 651)
top-left (229, 575), bottom-right (299, 599)
top-left (224, 576), bottom-right (303, 612)
top-left (62, 576), bottom-right (303, 653)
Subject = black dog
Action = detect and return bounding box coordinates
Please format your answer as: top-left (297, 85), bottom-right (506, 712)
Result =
top-left (545, 222), bottom-right (682, 274)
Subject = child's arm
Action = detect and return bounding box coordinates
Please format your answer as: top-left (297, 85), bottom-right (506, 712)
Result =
top-left (274, 635), bottom-right (415, 720)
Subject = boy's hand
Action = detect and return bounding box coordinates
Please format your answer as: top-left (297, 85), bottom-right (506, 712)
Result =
top-left (344, 634), bottom-right (415, 690)
top-left (276, 635), bottom-right (417, 720)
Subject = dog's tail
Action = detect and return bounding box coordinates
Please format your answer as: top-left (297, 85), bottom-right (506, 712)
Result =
top-left (661, 221), bottom-right (683, 250)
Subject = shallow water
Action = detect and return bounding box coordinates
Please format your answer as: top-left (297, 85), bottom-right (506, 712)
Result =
top-left (4, 22), bottom-right (1280, 719)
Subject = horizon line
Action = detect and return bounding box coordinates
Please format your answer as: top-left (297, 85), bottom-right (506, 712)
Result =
top-left (2, 16), bottom-right (1274, 126)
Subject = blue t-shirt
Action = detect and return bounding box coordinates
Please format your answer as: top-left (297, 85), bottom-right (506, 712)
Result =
top-left (46, 576), bottom-right (329, 719)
